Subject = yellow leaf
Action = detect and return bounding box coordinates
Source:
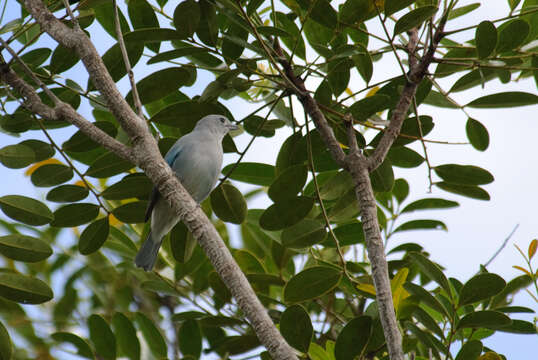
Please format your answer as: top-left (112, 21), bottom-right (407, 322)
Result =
top-left (528, 239), bottom-right (537, 260)
top-left (391, 268), bottom-right (409, 311)
top-left (365, 86), bottom-right (379, 98)
top-left (356, 283), bottom-right (376, 296)
top-left (109, 214), bottom-right (123, 227)
top-left (25, 158), bottom-right (62, 176)
top-left (478, 352), bottom-right (502, 360)
top-left (74, 180), bottom-right (86, 188)
top-left (512, 265), bottom-right (531, 276)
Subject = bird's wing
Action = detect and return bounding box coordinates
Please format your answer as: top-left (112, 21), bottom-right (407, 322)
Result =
top-left (144, 138), bottom-right (186, 222)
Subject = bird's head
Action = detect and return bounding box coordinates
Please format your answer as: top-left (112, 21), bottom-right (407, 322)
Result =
top-left (195, 114), bottom-right (239, 138)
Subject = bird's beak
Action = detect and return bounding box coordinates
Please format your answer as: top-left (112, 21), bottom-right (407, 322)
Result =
top-left (227, 123), bottom-right (240, 131)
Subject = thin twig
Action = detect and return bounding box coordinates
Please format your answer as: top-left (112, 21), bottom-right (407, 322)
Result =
top-left (113, 0), bottom-right (144, 120)
top-left (484, 224), bottom-right (520, 268)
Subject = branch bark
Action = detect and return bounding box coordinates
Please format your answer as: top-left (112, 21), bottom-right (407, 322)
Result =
top-left (20, 1), bottom-right (299, 359)
top-left (274, 11), bottom-right (448, 360)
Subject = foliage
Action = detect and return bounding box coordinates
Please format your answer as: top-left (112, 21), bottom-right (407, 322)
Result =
top-left (0, 0), bottom-right (537, 359)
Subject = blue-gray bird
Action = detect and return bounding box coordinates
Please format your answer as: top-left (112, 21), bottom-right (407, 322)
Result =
top-left (135, 114), bottom-right (238, 271)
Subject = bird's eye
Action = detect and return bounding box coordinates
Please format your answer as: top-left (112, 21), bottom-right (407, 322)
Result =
top-left (219, 117), bottom-right (225, 123)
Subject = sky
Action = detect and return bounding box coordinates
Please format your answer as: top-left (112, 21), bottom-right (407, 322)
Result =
top-left (0, 0), bottom-right (537, 359)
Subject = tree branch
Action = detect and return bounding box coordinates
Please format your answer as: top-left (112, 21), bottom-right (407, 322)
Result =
top-left (368, 14), bottom-right (448, 171)
top-left (22, 1), bottom-right (298, 359)
top-left (0, 57), bottom-right (133, 162)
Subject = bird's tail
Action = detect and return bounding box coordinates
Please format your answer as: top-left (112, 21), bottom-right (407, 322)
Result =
top-left (135, 231), bottom-right (161, 271)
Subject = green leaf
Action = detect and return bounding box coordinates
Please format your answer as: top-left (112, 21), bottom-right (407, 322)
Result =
top-left (149, 100), bottom-right (227, 131)
top-left (335, 316), bottom-right (372, 360)
top-left (47, 184), bottom-right (89, 203)
top-left (325, 58), bottom-right (349, 95)
top-left (318, 171), bottom-right (353, 200)
top-left (268, 164), bottom-right (307, 203)
top-left (0, 321), bottom-right (12, 360)
top-left (476, 21), bottom-right (497, 59)
top-left (349, 95), bottom-right (391, 121)
top-left (394, 6), bottom-right (438, 36)
top-left (197, 0), bottom-right (218, 46)
top-left (170, 222), bottom-right (196, 263)
top-left (88, 314), bottom-right (116, 360)
top-left (93, 1), bottom-right (130, 39)
top-left (448, 3), bottom-right (480, 20)
top-left (403, 282), bottom-right (449, 317)
top-left (281, 219), bottom-right (327, 249)
top-left (466, 118), bottom-right (489, 151)
top-left (259, 196), bottom-right (314, 231)
top-left (79, 217), bottom-right (110, 255)
top-left (31, 164), bottom-right (73, 187)
top-left (123, 28), bottom-right (183, 43)
top-left (340, 0), bottom-right (370, 24)
top-left (280, 305), bottom-right (313, 353)
top-left (127, 67), bottom-right (194, 105)
top-left (178, 319), bottom-right (202, 358)
top-left (352, 45), bottom-right (373, 83)
top-left (411, 306), bottom-right (445, 339)
top-left (0, 234), bottom-right (52, 262)
top-left (62, 122), bottom-right (117, 152)
top-left (370, 158), bottom-right (394, 192)
top-left (401, 198), bottom-right (459, 213)
top-left (387, 147), bottom-right (424, 168)
top-left (128, 0), bottom-right (159, 30)
top-left (243, 116), bottom-right (285, 138)
top-left (0, 195), bottom-right (53, 225)
top-left (394, 219), bottom-right (447, 232)
top-left (384, 0), bottom-right (416, 17)
top-left (50, 44), bottom-right (79, 73)
top-left (0, 144), bottom-right (34, 169)
top-left (458, 273), bottom-right (506, 307)
top-left (19, 139), bottom-right (54, 162)
top-left (434, 164), bottom-right (494, 185)
top-left (310, 0), bottom-right (337, 29)
top-left (407, 252), bottom-right (452, 297)
top-left (496, 19), bottom-right (530, 53)
top-left (147, 47), bottom-right (209, 64)
top-left (497, 319), bottom-right (537, 334)
top-left (0, 272), bottom-right (53, 304)
top-left (222, 22), bottom-right (249, 60)
top-left (135, 312), bottom-right (167, 359)
top-left (173, 0), bottom-right (201, 39)
top-left (328, 189), bottom-right (360, 223)
top-left (51, 332), bottom-right (93, 359)
top-left (86, 152), bottom-right (134, 178)
top-left (393, 178), bottom-right (409, 203)
top-left (98, 40), bottom-right (144, 86)
top-left (112, 313), bottom-right (140, 360)
top-left (210, 183), bottom-right (247, 224)
top-left (457, 310), bottom-right (511, 330)
top-left (112, 201), bottom-right (146, 223)
top-left (466, 91), bottom-right (538, 108)
top-left (51, 203), bottom-right (100, 227)
top-left (436, 182), bottom-right (490, 200)
top-left (284, 266), bottom-right (342, 303)
top-left (455, 339), bottom-right (483, 360)
top-left (102, 174), bottom-right (152, 200)
top-left (256, 25), bottom-right (292, 38)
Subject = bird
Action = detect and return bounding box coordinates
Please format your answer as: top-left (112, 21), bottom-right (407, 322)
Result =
top-left (135, 114), bottom-right (238, 271)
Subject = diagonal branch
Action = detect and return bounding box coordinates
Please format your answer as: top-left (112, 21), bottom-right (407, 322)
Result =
top-left (368, 13), bottom-right (449, 171)
top-left (22, 1), bottom-right (298, 359)
top-left (0, 57), bottom-right (133, 162)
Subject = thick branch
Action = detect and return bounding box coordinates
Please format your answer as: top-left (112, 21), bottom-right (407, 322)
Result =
top-left (22, 1), bottom-right (298, 359)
